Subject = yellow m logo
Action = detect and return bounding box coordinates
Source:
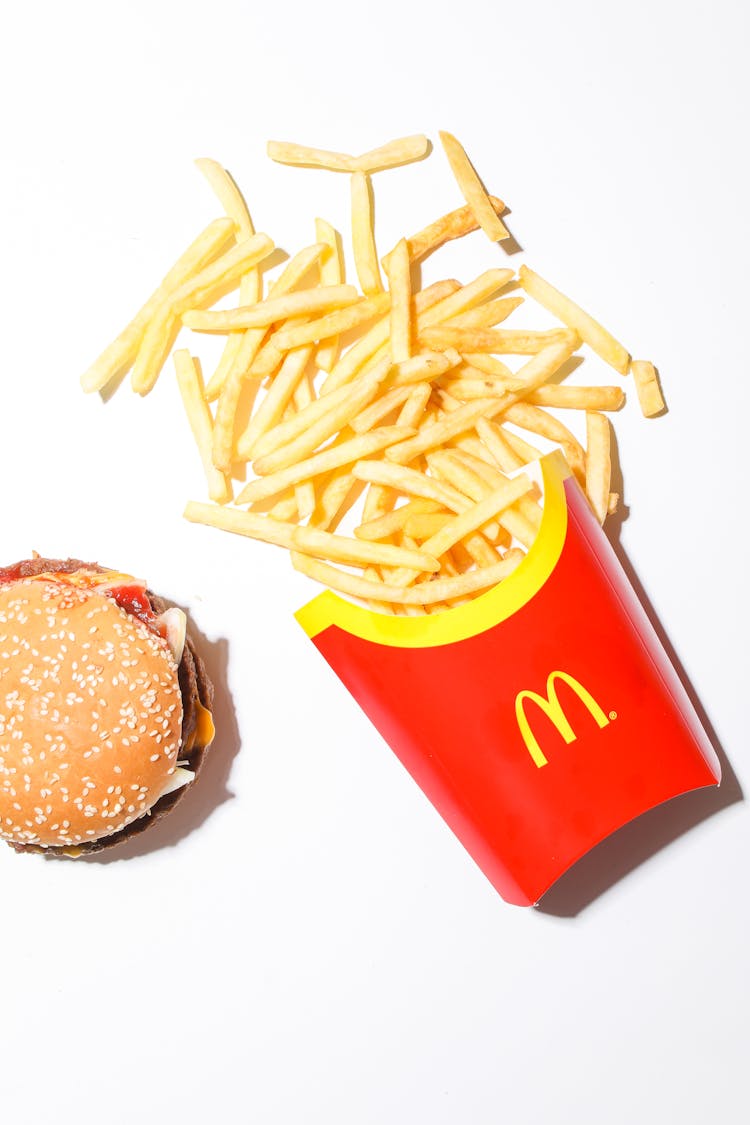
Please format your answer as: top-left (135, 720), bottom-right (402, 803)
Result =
top-left (515, 670), bottom-right (610, 768)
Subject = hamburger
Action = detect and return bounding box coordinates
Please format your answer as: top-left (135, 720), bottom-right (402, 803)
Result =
top-left (0, 555), bottom-right (215, 856)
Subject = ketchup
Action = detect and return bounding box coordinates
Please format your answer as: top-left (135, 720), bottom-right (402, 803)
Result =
top-left (0, 563), bottom-right (26, 585)
top-left (107, 584), bottom-right (158, 629)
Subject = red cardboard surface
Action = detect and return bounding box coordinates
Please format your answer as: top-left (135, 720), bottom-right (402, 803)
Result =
top-left (296, 454), bottom-right (720, 905)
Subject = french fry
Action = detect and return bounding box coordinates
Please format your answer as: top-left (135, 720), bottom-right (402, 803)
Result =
top-left (295, 480), bottom-right (316, 522)
top-left (460, 532), bottom-right (502, 568)
top-left (502, 403), bottom-right (585, 467)
top-left (585, 411), bottom-right (611, 523)
top-left (360, 484), bottom-right (397, 524)
top-left (270, 292), bottom-right (389, 351)
top-left (252, 359), bottom-right (392, 474)
top-left (183, 284), bottom-right (360, 332)
top-left (265, 241), bottom-right (332, 297)
top-left (267, 494), bottom-right (299, 522)
top-left (358, 382), bottom-right (433, 523)
top-left (193, 162), bottom-right (261, 403)
top-left (451, 432), bottom-right (505, 468)
top-left (247, 316), bottom-right (305, 381)
top-left (267, 140), bottom-right (356, 172)
top-left (361, 565), bottom-right (395, 613)
top-left (384, 237), bottom-right (412, 362)
top-left (381, 196), bottom-right (506, 273)
top-left (248, 359), bottom-right (391, 462)
top-left (311, 469), bottom-right (362, 531)
top-left (440, 378), bottom-right (520, 400)
top-left (418, 325), bottom-right (574, 355)
top-left (395, 382), bottom-right (432, 426)
top-left (185, 501), bottom-right (301, 546)
top-left (494, 425), bottom-right (543, 464)
top-left (211, 331), bottom-right (267, 471)
top-left (526, 384), bottom-right (625, 411)
top-left (388, 350), bottom-right (459, 388)
top-left (507, 421), bottom-right (584, 485)
top-left (236, 425), bottom-right (415, 504)
top-left (433, 336), bottom-right (582, 447)
top-left (352, 460), bottom-right (470, 512)
top-left (438, 131), bottom-right (510, 241)
top-left (131, 232), bottom-right (275, 395)
top-left (387, 475), bottom-right (532, 587)
top-left (445, 296), bottom-right (524, 329)
top-left (319, 321), bottom-right (390, 397)
top-left (355, 498), bottom-right (443, 542)
top-left (314, 218), bottom-right (344, 372)
top-left (437, 447), bottom-right (499, 483)
top-left (165, 233), bottom-right (274, 316)
top-left (173, 350), bottom-right (232, 504)
top-left (475, 417), bottom-right (524, 472)
top-left (239, 345), bottom-right (314, 461)
top-left (189, 498), bottom-right (436, 569)
top-left (351, 385), bottom-right (415, 434)
top-left (323, 478), bottom-right (368, 534)
top-left (385, 398), bottom-right (506, 466)
top-left (447, 540), bottom-right (476, 573)
top-left (436, 548), bottom-right (460, 577)
top-left (451, 362), bottom-right (520, 390)
top-left (291, 375), bottom-right (317, 523)
top-left (630, 360), bottom-right (666, 417)
top-left (446, 449), bottom-right (543, 533)
top-left (293, 366), bottom-right (315, 412)
top-left (320, 279), bottom-right (460, 395)
top-left (230, 242), bottom-right (332, 383)
top-left (351, 171), bottom-right (383, 296)
top-left (419, 269), bottom-right (515, 329)
top-left (435, 387), bottom-right (462, 412)
top-left (462, 353), bottom-right (514, 379)
top-left (403, 512), bottom-right (454, 540)
top-left (80, 217), bottom-right (235, 393)
top-left (212, 244), bottom-right (329, 469)
top-left (291, 526), bottom-right (439, 572)
top-left (352, 134), bottom-right (430, 173)
top-left (383, 530), bottom-right (434, 586)
top-left (426, 451), bottom-right (502, 540)
top-left (519, 265), bottom-right (630, 375)
top-left (204, 271), bottom-right (261, 402)
top-left (195, 158), bottom-right (255, 239)
top-left (290, 549), bottom-right (524, 606)
top-left (429, 451), bottom-right (538, 549)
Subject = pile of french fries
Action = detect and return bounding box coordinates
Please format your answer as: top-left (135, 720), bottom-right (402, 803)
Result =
top-left (81, 132), bottom-right (666, 614)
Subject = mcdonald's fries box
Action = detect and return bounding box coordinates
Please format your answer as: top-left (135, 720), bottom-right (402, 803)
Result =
top-left (295, 452), bottom-right (721, 907)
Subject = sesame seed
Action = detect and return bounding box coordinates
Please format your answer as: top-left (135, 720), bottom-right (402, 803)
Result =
top-left (0, 578), bottom-right (184, 848)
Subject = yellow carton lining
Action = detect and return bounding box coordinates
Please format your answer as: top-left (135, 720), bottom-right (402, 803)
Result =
top-left (295, 451), bottom-right (570, 648)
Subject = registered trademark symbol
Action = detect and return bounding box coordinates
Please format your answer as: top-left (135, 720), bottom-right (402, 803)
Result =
top-left (609, 711), bottom-right (617, 721)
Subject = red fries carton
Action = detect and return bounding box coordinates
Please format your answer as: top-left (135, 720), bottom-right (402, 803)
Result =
top-left (295, 452), bottom-right (720, 906)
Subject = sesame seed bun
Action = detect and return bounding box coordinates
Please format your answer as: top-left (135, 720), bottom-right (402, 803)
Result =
top-left (0, 560), bottom-right (214, 855)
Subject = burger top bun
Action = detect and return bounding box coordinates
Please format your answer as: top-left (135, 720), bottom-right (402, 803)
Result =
top-left (0, 576), bottom-right (184, 850)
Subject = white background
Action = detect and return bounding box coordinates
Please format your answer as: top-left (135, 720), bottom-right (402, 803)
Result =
top-left (0, 2), bottom-right (748, 1122)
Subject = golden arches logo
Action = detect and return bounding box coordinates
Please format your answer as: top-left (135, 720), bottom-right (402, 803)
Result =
top-left (515, 670), bottom-right (611, 768)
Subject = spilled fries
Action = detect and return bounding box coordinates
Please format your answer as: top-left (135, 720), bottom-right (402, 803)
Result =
top-left (82, 129), bottom-right (662, 611)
